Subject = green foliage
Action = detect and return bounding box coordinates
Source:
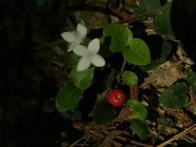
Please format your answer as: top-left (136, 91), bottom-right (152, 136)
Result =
top-left (93, 100), bottom-right (117, 124)
top-left (126, 98), bottom-right (148, 140)
top-left (67, 53), bottom-right (80, 69)
top-left (133, 0), bottom-right (161, 15)
top-left (56, 23), bottom-right (151, 116)
top-left (130, 119), bottom-right (148, 140)
top-left (159, 82), bottom-right (189, 108)
top-left (56, 80), bottom-right (83, 112)
top-left (127, 99), bottom-right (147, 120)
top-left (122, 71), bottom-right (138, 85)
top-left (103, 24), bottom-right (133, 52)
top-left (123, 38), bottom-right (151, 65)
top-left (154, 2), bottom-right (175, 40)
top-left (184, 68), bottom-right (196, 94)
top-left (185, 68), bottom-right (196, 84)
top-left (70, 67), bottom-right (94, 90)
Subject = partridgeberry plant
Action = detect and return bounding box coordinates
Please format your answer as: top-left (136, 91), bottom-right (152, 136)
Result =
top-left (56, 21), bottom-right (151, 139)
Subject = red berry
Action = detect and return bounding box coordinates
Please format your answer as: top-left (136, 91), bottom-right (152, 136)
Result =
top-left (107, 89), bottom-right (126, 107)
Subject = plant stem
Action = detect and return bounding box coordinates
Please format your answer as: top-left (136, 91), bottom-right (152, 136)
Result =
top-left (120, 59), bottom-right (126, 74)
top-left (115, 59), bottom-right (126, 87)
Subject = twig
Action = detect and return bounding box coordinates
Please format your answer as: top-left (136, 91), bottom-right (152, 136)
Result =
top-left (111, 140), bottom-right (123, 147)
top-left (69, 136), bottom-right (86, 147)
top-left (115, 59), bottom-right (126, 88)
top-left (115, 135), bottom-right (127, 142)
top-left (130, 140), bottom-right (153, 147)
top-left (120, 59), bottom-right (126, 74)
top-left (182, 135), bottom-right (196, 143)
top-left (157, 124), bottom-right (196, 147)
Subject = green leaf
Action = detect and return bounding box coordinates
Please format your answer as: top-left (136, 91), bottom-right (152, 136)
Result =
top-left (184, 68), bottom-right (196, 94)
top-left (130, 119), bottom-right (148, 140)
top-left (185, 68), bottom-right (196, 84)
top-left (56, 80), bottom-right (83, 112)
top-left (154, 2), bottom-right (175, 40)
top-left (133, 0), bottom-right (161, 15)
top-left (70, 67), bottom-right (94, 90)
top-left (159, 82), bottom-right (189, 108)
top-left (123, 38), bottom-right (151, 65)
top-left (93, 100), bottom-right (117, 124)
top-left (103, 24), bottom-right (133, 52)
top-left (122, 71), bottom-right (138, 85)
top-left (67, 53), bottom-right (80, 69)
top-left (127, 99), bottom-right (147, 120)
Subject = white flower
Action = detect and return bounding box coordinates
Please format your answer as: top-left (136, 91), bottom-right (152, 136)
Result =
top-left (73, 38), bottom-right (106, 71)
top-left (61, 21), bottom-right (87, 52)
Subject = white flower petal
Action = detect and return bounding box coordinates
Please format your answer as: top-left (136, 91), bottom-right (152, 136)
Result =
top-left (68, 43), bottom-right (77, 52)
top-left (67, 37), bottom-right (83, 52)
top-left (73, 45), bottom-right (88, 56)
top-left (88, 38), bottom-right (100, 54)
top-left (77, 21), bottom-right (87, 37)
top-left (92, 54), bottom-right (105, 67)
top-left (61, 31), bottom-right (77, 43)
top-left (77, 56), bottom-right (92, 71)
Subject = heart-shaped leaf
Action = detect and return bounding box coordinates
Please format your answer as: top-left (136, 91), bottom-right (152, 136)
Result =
top-left (130, 119), bottom-right (148, 140)
top-left (56, 79), bottom-right (83, 112)
top-left (185, 68), bottom-right (196, 94)
top-left (159, 82), bottom-right (189, 108)
top-left (127, 99), bottom-right (147, 120)
top-left (103, 24), bottom-right (133, 52)
top-left (67, 53), bottom-right (80, 69)
top-left (70, 67), bottom-right (94, 90)
top-left (123, 38), bottom-right (151, 65)
top-left (122, 71), bottom-right (138, 85)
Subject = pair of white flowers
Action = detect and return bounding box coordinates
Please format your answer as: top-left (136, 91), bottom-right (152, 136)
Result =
top-left (61, 21), bottom-right (105, 71)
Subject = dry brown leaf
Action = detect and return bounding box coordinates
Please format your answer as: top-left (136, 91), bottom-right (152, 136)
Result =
top-left (140, 60), bottom-right (184, 90)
